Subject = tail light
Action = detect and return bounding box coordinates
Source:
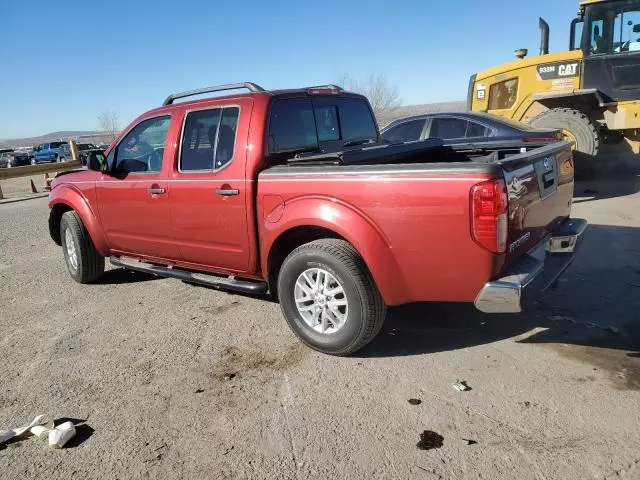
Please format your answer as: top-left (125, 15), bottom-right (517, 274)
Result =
top-left (471, 179), bottom-right (508, 253)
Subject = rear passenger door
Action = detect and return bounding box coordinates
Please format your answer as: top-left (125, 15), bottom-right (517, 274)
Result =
top-left (168, 99), bottom-right (253, 273)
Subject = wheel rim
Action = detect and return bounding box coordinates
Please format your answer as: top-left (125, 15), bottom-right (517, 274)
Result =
top-left (64, 229), bottom-right (78, 271)
top-left (294, 268), bottom-right (348, 334)
top-left (562, 129), bottom-right (577, 151)
top-left (31, 159), bottom-right (36, 165)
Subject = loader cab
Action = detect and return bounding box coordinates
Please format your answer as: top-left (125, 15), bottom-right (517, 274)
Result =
top-left (577, 0), bottom-right (640, 101)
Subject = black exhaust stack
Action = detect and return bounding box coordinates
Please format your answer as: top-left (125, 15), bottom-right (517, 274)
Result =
top-left (539, 17), bottom-right (550, 55)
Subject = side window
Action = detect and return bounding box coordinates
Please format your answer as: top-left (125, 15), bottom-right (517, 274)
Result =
top-left (430, 118), bottom-right (468, 140)
top-left (180, 107), bottom-right (239, 172)
top-left (488, 79), bottom-right (518, 110)
top-left (115, 116), bottom-right (170, 173)
top-left (620, 9), bottom-right (640, 52)
top-left (382, 119), bottom-right (426, 143)
top-left (590, 19), bottom-right (606, 54)
top-left (466, 121), bottom-right (489, 138)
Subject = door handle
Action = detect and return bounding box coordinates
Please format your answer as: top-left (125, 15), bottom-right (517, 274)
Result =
top-left (148, 187), bottom-right (166, 195)
top-left (216, 188), bottom-right (240, 196)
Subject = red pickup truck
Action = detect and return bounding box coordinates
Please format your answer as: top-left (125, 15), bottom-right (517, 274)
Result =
top-left (48, 82), bottom-right (586, 355)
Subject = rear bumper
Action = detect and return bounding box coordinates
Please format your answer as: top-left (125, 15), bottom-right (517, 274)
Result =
top-left (474, 218), bottom-right (587, 313)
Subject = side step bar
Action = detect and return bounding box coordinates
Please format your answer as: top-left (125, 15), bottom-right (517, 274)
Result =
top-left (109, 257), bottom-right (269, 295)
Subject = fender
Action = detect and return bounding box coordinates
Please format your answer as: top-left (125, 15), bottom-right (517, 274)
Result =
top-left (261, 196), bottom-right (410, 306)
top-left (48, 184), bottom-right (110, 256)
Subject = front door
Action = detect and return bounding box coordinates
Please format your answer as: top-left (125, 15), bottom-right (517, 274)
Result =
top-left (96, 115), bottom-right (177, 260)
top-left (582, 0), bottom-right (640, 101)
top-left (168, 101), bottom-right (252, 273)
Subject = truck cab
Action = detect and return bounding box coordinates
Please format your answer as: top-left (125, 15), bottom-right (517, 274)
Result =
top-left (31, 141), bottom-right (65, 164)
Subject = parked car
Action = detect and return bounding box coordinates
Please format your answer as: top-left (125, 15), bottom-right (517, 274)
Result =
top-left (0, 150), bottom-right (31, 168)
top-left (30, 142), bottom-right (66, 164)
top-left (57, 143), bottom-right (98, 163)
top-left (48, 82), bottom-right (585, 356)
top-left (381, 112), bottom-right (562, 148)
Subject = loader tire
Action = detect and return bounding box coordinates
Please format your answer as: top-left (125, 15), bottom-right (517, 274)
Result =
top-left (529, 108), bottom-right (600, 157)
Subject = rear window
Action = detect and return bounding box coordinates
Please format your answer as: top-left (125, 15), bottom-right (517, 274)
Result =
top-left (268, 96), bottom-right (377, 154)
top-left (50, 142), bottom-right (65, 148)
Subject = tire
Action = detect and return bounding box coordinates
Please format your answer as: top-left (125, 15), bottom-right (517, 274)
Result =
top-left (60, 211), bottom-right (105, 283)
top-left (277, 239), bottom-right (386, 356)
top-left (58, 156), bottom-right (64, 163)
top-left (529, 108), bottom-right (600, 156)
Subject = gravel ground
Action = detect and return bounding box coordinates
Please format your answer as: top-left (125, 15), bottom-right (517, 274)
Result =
top-left (0, 173), bottom-right (639, 480)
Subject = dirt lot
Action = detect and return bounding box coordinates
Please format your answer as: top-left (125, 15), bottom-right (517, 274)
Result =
top-left (1, 171), bottom-right (639, 479)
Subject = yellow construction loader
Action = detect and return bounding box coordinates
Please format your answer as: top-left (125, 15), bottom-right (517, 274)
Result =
top-left (468, 0), bottom-right (640, 156)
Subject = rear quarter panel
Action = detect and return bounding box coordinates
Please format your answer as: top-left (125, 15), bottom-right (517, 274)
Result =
top-left (258, 166), bottom-right (498, 305)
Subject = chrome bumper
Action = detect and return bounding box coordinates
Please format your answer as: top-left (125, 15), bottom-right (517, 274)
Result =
top-left (474, 218), bottom-right (587, 314)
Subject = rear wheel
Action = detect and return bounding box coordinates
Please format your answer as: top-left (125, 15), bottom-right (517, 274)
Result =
top-left (529, 108), bottom-right (600, 157)
top-left (277, 239), bottom-right (386, 356)
top-left (60, 211), bottom-right (105, 283)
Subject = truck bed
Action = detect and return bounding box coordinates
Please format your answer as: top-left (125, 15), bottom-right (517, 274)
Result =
top-left (259, 141), bottom-right (574, 305)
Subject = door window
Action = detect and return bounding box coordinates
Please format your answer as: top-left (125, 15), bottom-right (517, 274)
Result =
top-left (381, 119), bottom-right (426, 143)
top-left (115, 116), bottom-right (170, 173)
top-left (430, 118), bottom-right (468, 140)
top-left (180, 107), bottom-right (240, 172)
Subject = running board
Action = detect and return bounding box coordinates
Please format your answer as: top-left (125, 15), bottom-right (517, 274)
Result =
top-left (109, 257), bottom-right (269, 295)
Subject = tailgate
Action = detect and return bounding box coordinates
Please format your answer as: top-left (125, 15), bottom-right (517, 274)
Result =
top-left (500, 142), bottom-right (574, 262)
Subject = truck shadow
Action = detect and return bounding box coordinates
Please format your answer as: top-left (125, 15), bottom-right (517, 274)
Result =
top-left (358, 224), bottom-right (640, 366)
top-left (573, 152), bottom-right (640, 202)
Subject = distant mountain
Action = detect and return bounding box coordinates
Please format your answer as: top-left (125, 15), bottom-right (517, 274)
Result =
top-left (0, 131), bottom-right (105, 149)
top-left (376, 101), bottom-right (467, 127)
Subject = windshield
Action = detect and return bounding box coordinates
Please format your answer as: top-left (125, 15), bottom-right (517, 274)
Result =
top-left (78, 144), bottom-right (96, 150)
top-left (50, 142), bottom-right (65, 148)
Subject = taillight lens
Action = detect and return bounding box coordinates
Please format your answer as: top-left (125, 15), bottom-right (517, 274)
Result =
top-left (471, 179), bottom-right (508, 253)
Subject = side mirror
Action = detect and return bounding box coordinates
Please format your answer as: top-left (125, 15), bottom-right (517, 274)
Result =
top-left (87, 150), bottom-right (107, 172)
top-left (633, 24), bottom-right (640, 33)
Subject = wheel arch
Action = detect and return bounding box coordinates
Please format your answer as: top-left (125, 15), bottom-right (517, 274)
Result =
top-left (519, 90), bottom-right (604, 124)
top-left (263, 198), bottom-right (409, 305)
top-left (48, 187), bottom-right (109, 255)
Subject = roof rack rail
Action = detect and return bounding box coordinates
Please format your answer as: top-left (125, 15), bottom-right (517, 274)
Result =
top-left (162, 82), bottom-right (265, 106)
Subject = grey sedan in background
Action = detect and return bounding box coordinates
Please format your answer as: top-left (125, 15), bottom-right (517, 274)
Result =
top-left (381, 112), bottom-right (562, 148)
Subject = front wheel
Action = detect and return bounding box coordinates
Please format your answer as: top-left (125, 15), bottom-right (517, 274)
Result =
top-left (277, 239), bottom-right (386, 356)
top-left (60, 211), bottom-right (105, 283)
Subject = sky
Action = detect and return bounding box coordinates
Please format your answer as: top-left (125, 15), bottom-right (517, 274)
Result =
top-left (1, 0), bottom-right (579, 139)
